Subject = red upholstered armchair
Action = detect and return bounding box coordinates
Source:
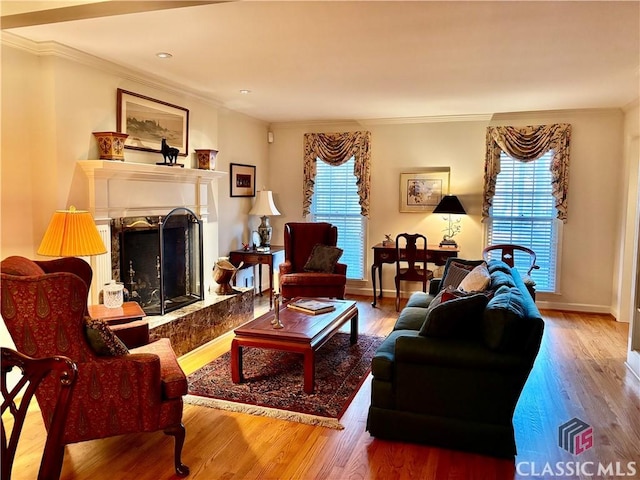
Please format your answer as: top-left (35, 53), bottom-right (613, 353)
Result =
top-left (0, 256), bottom-right (189, 478)
top-left (279, 222), bottom-right (347, 299)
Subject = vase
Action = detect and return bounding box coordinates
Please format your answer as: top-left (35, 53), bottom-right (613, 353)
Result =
top-left (195, 149), bottom-right (218, 170)
top-left (93, 131), bottom-right (129, 161)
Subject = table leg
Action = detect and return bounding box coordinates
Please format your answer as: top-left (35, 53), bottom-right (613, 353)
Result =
top-left (303, 349), bottom-right (315, 394)
top-left (257, 264), bottom-right (263, 297)
top-left (268, 262), bottom-right (273, 309)
top-left (231, 339), bottom-right (243, 383)
top-left (350, 311), bottom-right (359, 345)
top-left (371, 264), bottom-right (378, 307)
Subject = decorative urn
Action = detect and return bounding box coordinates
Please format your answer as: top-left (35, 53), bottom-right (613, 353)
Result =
top-left (93, 131), bottom-right (129, 161)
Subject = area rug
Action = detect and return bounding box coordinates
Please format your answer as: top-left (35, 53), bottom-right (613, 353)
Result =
top-left (185, 333), bottom-right (384, 429)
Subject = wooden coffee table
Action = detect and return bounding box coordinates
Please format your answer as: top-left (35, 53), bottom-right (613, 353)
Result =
top-left (231, 298), bottom-right (358, 393)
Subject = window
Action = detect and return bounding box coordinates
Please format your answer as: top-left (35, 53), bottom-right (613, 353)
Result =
top-left (485, 151), bottom-right (560, 292)
top-left (310, 157), bottom-right (365, 280)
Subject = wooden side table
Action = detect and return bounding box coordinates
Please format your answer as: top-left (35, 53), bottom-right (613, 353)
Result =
top-left (228, 246), bottom-right (284, 308)
top-left (88, 301), bottom-right (149, 348)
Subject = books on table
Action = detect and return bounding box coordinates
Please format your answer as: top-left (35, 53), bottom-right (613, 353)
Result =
top-left (286, 299), bottom-right (336, 315)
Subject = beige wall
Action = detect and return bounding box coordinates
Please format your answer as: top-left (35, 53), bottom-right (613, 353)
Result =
top-left (0, 41), bottom-right (268, 345)
top-left (270, 109), bottom-right (626, 313)
top-left (1, 37), bottom-right (637, 335)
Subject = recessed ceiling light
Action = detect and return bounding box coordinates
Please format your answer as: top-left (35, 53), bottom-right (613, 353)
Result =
top-left (156, 52), bottom-right (173, 59)
top-left (240, 89), bottom-right (251, 94)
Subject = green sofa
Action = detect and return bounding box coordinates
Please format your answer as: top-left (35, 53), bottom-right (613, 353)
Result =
top-left (366, 258), bottom-right (544, 458)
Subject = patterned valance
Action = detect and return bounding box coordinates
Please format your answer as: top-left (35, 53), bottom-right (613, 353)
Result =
top-left (303, 131), bottom-right (371, 218)
top-left (482, 124), bottom-right (572, 222)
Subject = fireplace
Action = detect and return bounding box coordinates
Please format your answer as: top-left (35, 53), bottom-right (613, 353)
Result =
top-left (111, 207), bottom-right (204, 315)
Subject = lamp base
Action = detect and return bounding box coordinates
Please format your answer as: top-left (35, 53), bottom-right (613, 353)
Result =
top-left (257, 216), bottom-right (272, 247)
top-left (439, 237), bottom-right (458, 248)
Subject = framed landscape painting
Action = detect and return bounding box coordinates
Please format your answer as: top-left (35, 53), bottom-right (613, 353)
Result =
top-left (399, 167), bottom-right (450, 212)
top-left (230, 163), bottom-right (256, 197)
top-left (117, 89), bottom-right (189, 156)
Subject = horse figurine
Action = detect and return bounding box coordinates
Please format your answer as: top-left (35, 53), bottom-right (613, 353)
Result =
top-left (160, 138), bottom-right (180, 165)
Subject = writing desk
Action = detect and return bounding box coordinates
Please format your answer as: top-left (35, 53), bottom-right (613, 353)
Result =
top-left (229, 246), bottom-right (284, 308)
top-left (371, 243), bottom-right (459, 307)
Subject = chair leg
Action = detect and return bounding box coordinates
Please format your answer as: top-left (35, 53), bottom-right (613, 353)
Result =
top-left (395, 278), bottom-right (401, 312)
top-left (39, 445), bottom-right (65, 480)
top-left (164, 423), bottom-right (189, 477)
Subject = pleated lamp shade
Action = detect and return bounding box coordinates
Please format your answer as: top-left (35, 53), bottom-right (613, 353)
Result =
top-left (37, 206), bottom-right (107, 257)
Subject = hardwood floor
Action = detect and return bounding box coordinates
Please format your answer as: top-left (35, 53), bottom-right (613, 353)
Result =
top-left (6, 295), bottom-right (640, 480)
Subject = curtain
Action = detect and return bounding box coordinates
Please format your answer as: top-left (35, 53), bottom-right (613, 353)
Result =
top-left (482, 124), bottom-right (572, 222)
top-left (303, 131), bottom-right (371, 218)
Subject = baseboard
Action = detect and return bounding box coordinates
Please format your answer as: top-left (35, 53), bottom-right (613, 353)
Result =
top-left (626, 350), bottom-right (640, 380)
top-left (346, 286), bottom-right (615, 317)
top-left (534, 301), bottom-right (613, 316)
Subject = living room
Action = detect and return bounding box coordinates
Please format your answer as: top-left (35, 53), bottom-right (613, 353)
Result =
top-left (1, 1), bottom-right (639, 479)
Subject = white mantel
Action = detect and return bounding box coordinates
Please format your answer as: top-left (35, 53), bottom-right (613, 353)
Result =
top-left (78, 160), bottom-right (226, 220)
top-left (77, 160), bottom-right (226, 304)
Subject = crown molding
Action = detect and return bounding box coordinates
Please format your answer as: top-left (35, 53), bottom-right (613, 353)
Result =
top-left (270, 114), bottom-right (493, 129)
top-left (1, 31), bottom-right (223, 109)
top-left (357, 114), bottom-right (493, 125)
top-left (489, 107), bottom-right (624, 122)
top-left (269, 119), bottom-right (362, 130)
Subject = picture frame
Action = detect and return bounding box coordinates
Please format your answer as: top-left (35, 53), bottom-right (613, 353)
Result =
top-left (117, 88), bottom-right (189, 156)
top-left (230, 163), bottom-right (256, 197)
top-left (399, 167), bottom-right (450, 212)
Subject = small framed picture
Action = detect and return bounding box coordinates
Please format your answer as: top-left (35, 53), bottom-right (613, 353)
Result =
top-left (399, 168), bottom-right (450, 212)
top-left (230, 163), bottom-right (256, 197)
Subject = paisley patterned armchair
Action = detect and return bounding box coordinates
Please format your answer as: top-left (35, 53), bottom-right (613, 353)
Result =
top-left (0, 256), bottom-right (189, 478)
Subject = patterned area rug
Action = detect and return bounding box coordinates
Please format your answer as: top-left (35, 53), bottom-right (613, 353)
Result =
top-left (185, 333), bottom-right (384, 429)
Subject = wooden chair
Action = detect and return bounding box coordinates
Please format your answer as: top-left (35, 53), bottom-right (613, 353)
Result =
top-left (1, 347), bottom-right (77, 480)
top-left (395, 233), bottom-right (433, 311)
top-left (482, 244), bottom-right (540, 299)
top-left (482, 244), bottom-right (539, 276)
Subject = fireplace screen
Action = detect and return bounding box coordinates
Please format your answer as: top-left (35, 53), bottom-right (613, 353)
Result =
top-left (111, 207), bottom-right (204, 315)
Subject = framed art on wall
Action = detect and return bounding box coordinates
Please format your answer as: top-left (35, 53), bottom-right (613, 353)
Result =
top-left (230, 163), bottom-right (256, 197)
top-left (399, 167), bottom-right (450, 212)
top-left (117, 89), bottom-right (189, 156)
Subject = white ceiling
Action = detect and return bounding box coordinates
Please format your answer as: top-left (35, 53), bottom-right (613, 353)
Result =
top-left (3, 1), bottom-right (640, 124)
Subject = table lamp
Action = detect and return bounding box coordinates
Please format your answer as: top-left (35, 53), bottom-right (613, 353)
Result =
top-left (249, 190), bottom-right (281, 248)
top-left (38, 206), bottom-right (107, 257)
top-left (432, 195), bottom-right (466, 247)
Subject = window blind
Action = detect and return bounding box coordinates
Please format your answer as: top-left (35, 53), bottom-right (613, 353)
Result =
top-left (310, 157), bottom-right (365, 280)
top-left (486, 152), bottom-right (559, 292)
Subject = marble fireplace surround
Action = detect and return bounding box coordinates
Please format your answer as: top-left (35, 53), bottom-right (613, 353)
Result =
top-left (77, 160), bottom-right (253, 354)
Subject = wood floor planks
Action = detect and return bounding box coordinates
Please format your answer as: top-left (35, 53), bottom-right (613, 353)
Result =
top-left (5, 295), bottom-right (640, 480)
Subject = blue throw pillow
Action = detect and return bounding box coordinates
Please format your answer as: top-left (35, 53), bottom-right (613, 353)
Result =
top-left (483, 286), bottom-right (528, 351)
top-left (419, 292), bottom-right (489, 339)
top-left (490, 270), bottom-right (517, 290)
top-left (487, 259), bottom-right (513, 274)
